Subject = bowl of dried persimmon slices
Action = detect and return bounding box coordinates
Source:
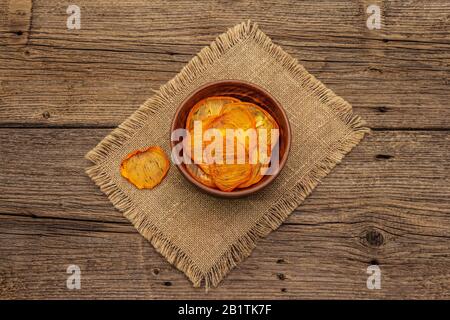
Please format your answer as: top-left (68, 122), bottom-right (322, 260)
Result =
top-left (171, 80), bottom-right (291, 198)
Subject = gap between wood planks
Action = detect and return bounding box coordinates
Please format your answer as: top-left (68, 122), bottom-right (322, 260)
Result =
top-left (1, 126), bottom-right (449, 130)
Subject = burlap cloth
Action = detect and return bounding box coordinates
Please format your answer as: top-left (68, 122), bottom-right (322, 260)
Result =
top-left (86, 21), bottom-right (369, 288)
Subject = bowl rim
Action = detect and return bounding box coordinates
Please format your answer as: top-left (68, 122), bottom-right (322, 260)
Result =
top-left (170, 79), bottom-right (291, 198)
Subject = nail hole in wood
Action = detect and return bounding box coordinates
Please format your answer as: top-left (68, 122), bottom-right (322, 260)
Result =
top-left (370, 259), bottom-right (379, 266)
top-left (276, 259), bottom-right (286, 264)
top-left (163, 281), bottom-right (172, 286)
top-left (377, 106), bottom-right (389, 113)
top-left (281, 288), bottom-right (287, 292)
top-left (15, 31), bottom-right (23, 36)
top-left (375, 154), bottom-right (393, 160)
top-left (277, 273), bottom-right (286, 280)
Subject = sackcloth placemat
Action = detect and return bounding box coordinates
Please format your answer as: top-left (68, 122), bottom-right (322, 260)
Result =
top-left (86, 21), bottom-right (369, 288)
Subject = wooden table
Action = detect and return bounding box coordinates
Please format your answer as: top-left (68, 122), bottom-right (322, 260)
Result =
top-left (1, 0), bottom-right (449, 299)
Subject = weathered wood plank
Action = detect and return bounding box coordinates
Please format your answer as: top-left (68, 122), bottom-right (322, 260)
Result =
top-left (0, 128), bottom-right (448, 224)
top-left (0, 0), bottom-right (449, 128)
top-left (1, 208), bottom-right (450, 299)
top-left (4, 0), bottom-right (33, 46)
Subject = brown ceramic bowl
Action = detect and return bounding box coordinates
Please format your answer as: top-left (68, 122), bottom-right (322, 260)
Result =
top-left (170, 80), bottom-right (291, 198)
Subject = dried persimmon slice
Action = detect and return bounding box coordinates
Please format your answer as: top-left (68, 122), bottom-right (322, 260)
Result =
top-left (227, 102), bottom-right (278, 148)
top-left (248, 104), bottom-right (278, 130)
top-left (207, 136), bottom-right (253, 191)
top-left (210, 162), bottom-right (252, 192)
top-left (201, 105), bottom-right (256, 190)
top-left (207, 104), bottom-right (255, 154)
top-left (120, 146), bottom-right (169, 190)
top-left (183, 116), bottom-right (220, 175)
top-left (185, 163), bottom-right (216, 188)
top-left (237, 103), bottom-right (279, 188)
top-left (217, 102), bottom-right (256, 131)
top-left (187, 105), bottom-right (255, 174)
top-left (186, 96), bottom-right (240, 131)
top-left (238, 148), bottom-right (271, 188)
top-left (203, 111), bottom-right (252, 159)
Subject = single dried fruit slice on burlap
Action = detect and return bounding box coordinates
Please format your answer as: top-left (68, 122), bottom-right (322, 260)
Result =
top-left (120, 146), bottom-right (169, 189)
top-left (186, 96), bottom-right (240, 131)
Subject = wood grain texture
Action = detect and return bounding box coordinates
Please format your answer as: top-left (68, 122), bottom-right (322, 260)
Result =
top-left (0, 0), bottom-right (449, 299)
top-left (0, 129), bottom-right (448, 224)
top-left (0, 128), bottom-right (449, 298)
top-left (0, 0), bottom-right (449, 128)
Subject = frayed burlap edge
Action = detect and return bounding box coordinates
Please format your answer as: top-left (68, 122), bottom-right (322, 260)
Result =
top-left (85, 20), bottom-right (369, 288)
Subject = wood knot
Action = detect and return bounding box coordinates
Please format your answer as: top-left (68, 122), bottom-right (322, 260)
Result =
top-left (163, 281), bottom-right (172, 287)
top-left (276, 258), bottom-right (287, 264)
top-left (152, 268), bottom-right (160, 275)
top-left (366, 230), bottom-right (384, 247)
top-left (42, 111), bottom-right (50, 119)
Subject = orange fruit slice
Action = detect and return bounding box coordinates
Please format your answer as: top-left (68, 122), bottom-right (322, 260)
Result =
top-left (202, 105), bottom-right (255, 177)
top-left (210, 162), bottom-right (253, 192)
top-left (120, 146), bottom-right (169, 190)
top-left (217, 102), bottom-right (256, 131)
top-left (237, 103), bottom-right (278, 188)
top-left (207, 132), bottom-right (253, 192)
top-left (185, 163), bottom-right (216, 188)
top-left (183, 115), bottom-right (221, 175)
top-left (186, 96), bottom-right (240, 131)
top-left (229, 102), bottom-right (278, 149)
